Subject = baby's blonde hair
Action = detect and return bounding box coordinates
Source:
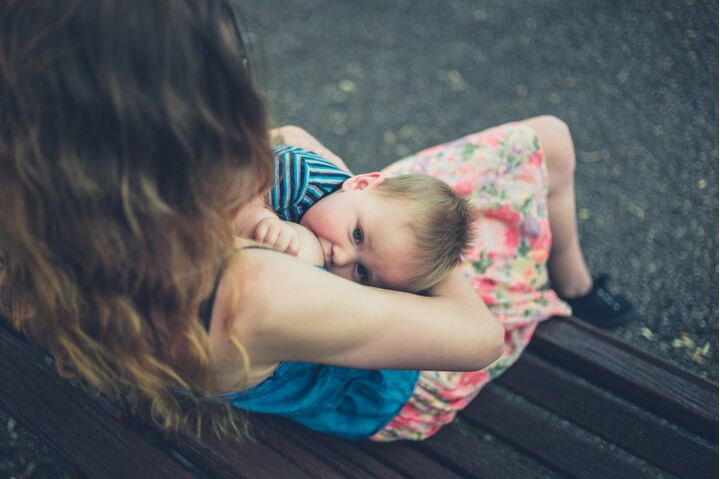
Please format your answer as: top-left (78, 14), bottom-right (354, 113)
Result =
top-left (373, 174), bottom-right (474, 292)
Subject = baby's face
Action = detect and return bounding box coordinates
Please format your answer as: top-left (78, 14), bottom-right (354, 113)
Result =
top-left (300, 183), bottom-right (419, 290)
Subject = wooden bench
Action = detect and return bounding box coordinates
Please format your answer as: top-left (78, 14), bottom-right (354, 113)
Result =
top-left (0, 316), bottom-right (717, 478)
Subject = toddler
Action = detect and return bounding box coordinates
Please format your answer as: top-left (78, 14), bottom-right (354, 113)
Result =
top-left (236, 145), bottom-right (473, 292)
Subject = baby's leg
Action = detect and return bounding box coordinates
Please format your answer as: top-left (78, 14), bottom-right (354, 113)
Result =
top-left (522, 115), bottom-right (592, 298)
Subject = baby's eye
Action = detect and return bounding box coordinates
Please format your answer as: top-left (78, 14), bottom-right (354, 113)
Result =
top-left (352, 226), bottom-right (363, 244)
top-left (356, 264), bottom-right (369, 285)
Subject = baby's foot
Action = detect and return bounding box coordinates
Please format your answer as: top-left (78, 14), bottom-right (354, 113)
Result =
top-left (559, 274), bottom-right (636, 329)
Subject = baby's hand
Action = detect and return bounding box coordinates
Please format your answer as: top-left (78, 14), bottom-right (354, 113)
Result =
top-left (253, 217), bottom-right (301, 256)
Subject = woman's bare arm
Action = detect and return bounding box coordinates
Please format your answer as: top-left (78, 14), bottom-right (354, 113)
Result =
top-left (231, 248), bottom-right (504, 372)
top-left (270, 125), bottom-right (353, 174)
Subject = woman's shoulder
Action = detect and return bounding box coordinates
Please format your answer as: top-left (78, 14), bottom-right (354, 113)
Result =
top-left (211, 242), bottom-right (333, 360)
top-left (203, 244), bottom-right (286, 393)
top-left (206, 241), bottom-right (346, 392)
top-left (215, 240), bottom-right (283, 330)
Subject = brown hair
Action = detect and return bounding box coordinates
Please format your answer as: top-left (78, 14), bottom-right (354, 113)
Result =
top-left (0, 0), bottom-right (272, 441)
top-left (373, 174), bottom-right (474, 292)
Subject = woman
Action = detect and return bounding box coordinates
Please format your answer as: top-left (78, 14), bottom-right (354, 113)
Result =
top-left (0, 0), bottom-right (504, 441)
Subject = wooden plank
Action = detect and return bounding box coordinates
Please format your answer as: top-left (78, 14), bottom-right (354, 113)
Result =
top-left (357, 440), bottom-right (467, 479)
top-left (462, 385), bottom-right (654, 479)
top-left (250, 417), bottom-right (363, 479)
top-left (132, 400), bottom-right (317, 479)
top-left (263, 418), bottom-right (406, 479)
top-left (0, 319), bottom-right (314, 479)
top-left (0, 324), bottom-right (201, 479)
top-left (498, 352), bottom-right (718, 478)
top-left (554, 318), bottom-right (716, 389)
top-left (415, 420), bottom-right (554, 478)
top-left (531, 318), bottom-right (718, 441)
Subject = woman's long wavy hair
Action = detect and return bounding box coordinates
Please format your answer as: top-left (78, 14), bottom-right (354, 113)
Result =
top-left (0, 0), bottom-right (273, 441)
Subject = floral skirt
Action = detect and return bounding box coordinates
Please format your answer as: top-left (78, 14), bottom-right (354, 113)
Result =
top-left (370, 122), bottom-right (571, 442)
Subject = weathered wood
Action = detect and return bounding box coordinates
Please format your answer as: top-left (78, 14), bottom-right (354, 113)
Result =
top-left (498, 352), bottom-right (718, 478)
top-left (416, 420), bottom-right (554, 478)
top-left (531, 317), bottom-right (718, 441)
top-left (252, 418), bottom-right (367, 479)
top-left (267, 418), bottom-right (406, 479)
top-left (463, 385), bottom-right (654, 479)
top-left (357, 440), bottom-right (467, 479)
top-left (133, 406), bottom-right (318, 479)
top-left (0, 324), bottom-right (200, 479)
top-left (2, 313), bottom-right (716, 479)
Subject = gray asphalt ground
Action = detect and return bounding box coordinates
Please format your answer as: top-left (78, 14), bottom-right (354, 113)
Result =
top-left (1, 1), bottom-right (717, 477)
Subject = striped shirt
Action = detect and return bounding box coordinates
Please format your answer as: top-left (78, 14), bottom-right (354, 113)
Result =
top-left (269, 145), bottom-right (351, 222)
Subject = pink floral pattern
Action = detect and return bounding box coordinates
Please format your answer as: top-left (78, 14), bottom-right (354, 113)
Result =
top-left (371, 122), bottom-right (571, 442)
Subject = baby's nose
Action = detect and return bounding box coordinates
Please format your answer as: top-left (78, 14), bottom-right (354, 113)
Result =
top-left (332, 244), bottom-right (355, 266)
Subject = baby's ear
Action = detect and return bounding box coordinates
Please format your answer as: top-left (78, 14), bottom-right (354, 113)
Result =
top-left (342, 172), bottom-right (385, 191)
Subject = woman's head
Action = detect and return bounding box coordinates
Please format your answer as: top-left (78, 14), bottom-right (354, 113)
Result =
top-left (1, 0), bottom-right (272, 218)
top-left (0, 0), bottom-right (272, 438)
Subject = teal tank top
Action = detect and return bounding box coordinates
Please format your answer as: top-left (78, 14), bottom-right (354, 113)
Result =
top-left (216, 362), bottom-right (419, 439)
top-left (198, 250), bottom-right (419, 440)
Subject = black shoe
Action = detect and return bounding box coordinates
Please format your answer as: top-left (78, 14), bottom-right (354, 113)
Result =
top-left (559, 274), bottom-right (636, 329)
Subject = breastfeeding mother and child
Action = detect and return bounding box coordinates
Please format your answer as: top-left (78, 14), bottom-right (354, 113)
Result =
top-left (0, 0), bottom-right (636, 443)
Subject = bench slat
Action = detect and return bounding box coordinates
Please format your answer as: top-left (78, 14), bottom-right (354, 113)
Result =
top-left (268, 419), bottom-right (407, 479)
top-left (252, 418), bottom-right (367, 479)
top-left (531, 318), bottom-right (718, 441)
top-left (463, 385), bottom-right (654, 479)
top-left (134, 406), bottom-right (320, 479)
top-left (417, 421), bottom-right (554, 478)
top-left (357, 441), bottom-right (467, 479)
top-left (0, 325), bottom-right (199, 479)
top-left (498, 352), bottom-right (717, 478)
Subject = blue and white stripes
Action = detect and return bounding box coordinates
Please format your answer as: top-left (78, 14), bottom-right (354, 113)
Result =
top-left (269, 145), bottom-right (351, 222)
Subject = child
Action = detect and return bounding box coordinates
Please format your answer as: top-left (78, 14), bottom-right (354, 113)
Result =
top-left (236, 144), bottom-right (474, 293)
top-left (226, 119), bottom-right (637, 442)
